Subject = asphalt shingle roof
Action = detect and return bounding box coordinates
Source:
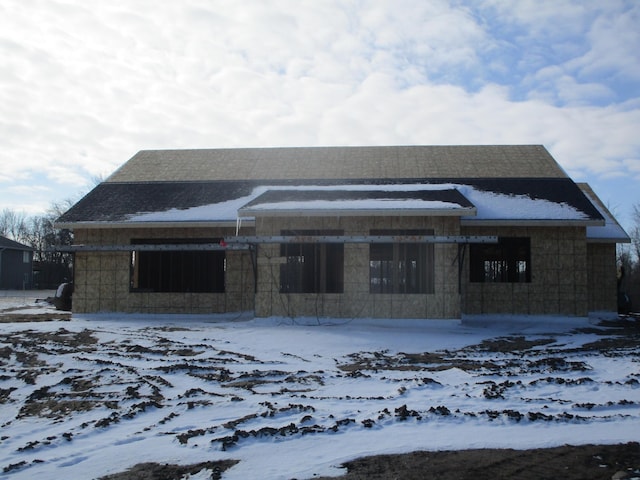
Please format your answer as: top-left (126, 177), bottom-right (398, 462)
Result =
top-left (0, 235), bottom-right (33, 250)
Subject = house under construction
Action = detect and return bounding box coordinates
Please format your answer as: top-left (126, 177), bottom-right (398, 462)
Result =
top-left (56, 145), bottom-right (630, 318)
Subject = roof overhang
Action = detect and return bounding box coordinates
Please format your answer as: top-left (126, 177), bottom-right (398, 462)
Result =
top-left (585, 223), bottom-right (631, 243)
top-left (587, 236), bottom-right (631, 244)
top-left (239, 207), bottom-right (476, 218)
top-left (577, 183), bottom-right (631, 244)
top-left (460, 218), bottom-right (605, 227)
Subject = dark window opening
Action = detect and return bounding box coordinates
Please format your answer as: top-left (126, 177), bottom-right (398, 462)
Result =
top-left (369, 229), bottom-right (435, 294)
top-left (130, 238), bottom-right (225, 293)
top-left (470, 237), bottom-right (531, 283)
top-left (279, 230), bottom-right (344, 293)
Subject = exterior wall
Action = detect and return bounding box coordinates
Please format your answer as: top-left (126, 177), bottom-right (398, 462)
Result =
top-left (71, 222), bottom-right (616, 318)
top-left (587, 243), bottom-right (617, 312)
top-left (461, 226), bottom-right (589, 316)
top-left (254, 215), bottom-right (461, 319)
top-left (0, 249), bottom-right (33, 289)
top-left (72, 227), bottom-right (254, 314)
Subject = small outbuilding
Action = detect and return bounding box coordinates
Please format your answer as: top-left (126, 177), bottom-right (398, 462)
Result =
top-left (0, 235), bottom-right (34, 290)
top-left (56, 145), bottom-right (630, 318)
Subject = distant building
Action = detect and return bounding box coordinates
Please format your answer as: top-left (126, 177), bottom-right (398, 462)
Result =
top-left (56, 145), bottom-right (630, 318)
top-left (0, 236), bottom-right (34, 290)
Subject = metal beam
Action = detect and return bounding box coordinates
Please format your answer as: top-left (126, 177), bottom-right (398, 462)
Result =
top-left (53, 243), bottom-right (249, 252)
top-left (52, 235), bottom-right (498, 253)
top-left (225, 235), bottom-right (498, 244)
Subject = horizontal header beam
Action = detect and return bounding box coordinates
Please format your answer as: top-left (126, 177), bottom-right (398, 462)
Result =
top-left (225, 235), bottom-right (498, 244)
top-left (53, 243), bottom-right (247, 252)
top-left (52, 235), bottom-right (498, 252)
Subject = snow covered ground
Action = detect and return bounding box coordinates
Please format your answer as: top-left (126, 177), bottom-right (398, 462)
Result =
top-left (0, 291), bottom-right (56, 313)
top-left (0, 295), bottom-right (638, 479)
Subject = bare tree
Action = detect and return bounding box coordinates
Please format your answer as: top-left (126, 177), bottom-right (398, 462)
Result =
top-left (48, 198), bottom-right (78, 220)
top-left (631, 203), bottom-right (640, 262)
top-left (32, 208), bottom-right (74, 288)
top-left (0, 204), bottom-right (75, 288)
top-left (618, 202), bottom-right (640, 312)
top-left (0, 208), bottom-right (28, 243)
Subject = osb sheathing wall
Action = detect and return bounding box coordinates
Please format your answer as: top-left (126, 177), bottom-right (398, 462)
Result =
top-left (72, 227), bottom-right (255, 314)
top-left (72, 223), bottom-right (614, 317)
top-left (586, 243), bottom-right (617, 313)
top-left (253, 215), bottom-right (461, 319)
top-left (461, 226), bottom-right (590, 316)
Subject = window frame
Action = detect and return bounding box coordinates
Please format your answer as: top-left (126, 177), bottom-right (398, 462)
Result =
top-left (369, 229), bottom-right (435, 294)
top-left (279, 230), bottom-right (344, 294)
top-left (469, 237), bottom-right (531, 283)
top-left (130, 238), bottom-right (226, 293)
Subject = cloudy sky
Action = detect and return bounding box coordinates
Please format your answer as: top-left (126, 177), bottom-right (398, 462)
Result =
top-left (1, 1), bottom-right (639, 230)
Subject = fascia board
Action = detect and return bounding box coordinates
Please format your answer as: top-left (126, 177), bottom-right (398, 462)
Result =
top-left (239, 207), bottom-right (477, 218)
top-left (587, 236), bottom-right (631, 244)
top-left (460, 218), bottom-right (605, 227)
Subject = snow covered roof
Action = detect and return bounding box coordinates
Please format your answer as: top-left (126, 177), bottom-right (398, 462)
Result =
top-left (238, 187), bottom-right (476, 217)
top-left (57, 178), bottom-right (606, 229)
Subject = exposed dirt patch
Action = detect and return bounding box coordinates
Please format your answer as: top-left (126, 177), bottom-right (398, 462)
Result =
top-left (473, 335), bottom-right (557, 352)
top-left (0, 313), bottom-right (71, 323)
top-left (318, 442), bottom-right (640, 480)
top-left (338, 350), bottom-right (501, 374)
top-left (576, 316), bottom-right (640, 353)
top-left (97, 459), bottom-right (239, 480)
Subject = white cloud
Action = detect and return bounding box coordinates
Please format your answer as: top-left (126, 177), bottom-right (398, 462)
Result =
top-left (623, 158), bottom-right (640, 179)
top-left (478, 1), bottom-right (639, 102)
top-left (0, 0), bottom-right (638, 220)
top-left (570, 4), bottom-right (640, 81)
top-left (525, 65), bottom-right (616, 105)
